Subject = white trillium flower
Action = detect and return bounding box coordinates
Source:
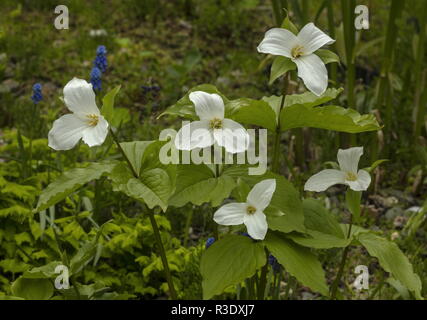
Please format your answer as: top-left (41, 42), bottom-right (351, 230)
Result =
top-left (48, 78), bottom-right (109, 150)
top-left (257, 22), bottom-right (335, 96)
top-left (213, 179), bottom-right (276, 240)
top-left (174, 91), bottom-right (249, 154)
top-left (304, 147), bottom-right (371, 192)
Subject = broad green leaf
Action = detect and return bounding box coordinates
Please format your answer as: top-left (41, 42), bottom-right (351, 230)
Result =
top-left (101, 85), bottom-right (121, 124)
top-left (264, 232), bottom-right (329, 296)
top-left (169, 164), bottom-right (236, 207)
top-left (284, 88), bottom-right (343, 108)
top-left (276, 88), bottom-right (380, 132)
top-left (22, 261), bottom-right (63, 279)
top-left (158, 84), bottom-right (227, 119)
top-left (110, 163), bottom-right (173, 211)
top-left (287, 199), bottom-right (349, 249)
top-left (288, 230), bottom-right (351, 249)
top-left (262, 95), bottom-right (282, 122)
top-left (34, 162), bottom-right (116, 213)
top-left (200, 235), bottom-right (266, 299)
top-left (315, 49), bottom-right (340, 65)
top-left (302, 199), bottom-right (344, 237)
top-left (237, 172), bottom-right (305, 233)
top-left (120, 141), bottom-right (155, 176)
top-left (226, 98), bottom-right (277, 130)
top-left (11, 277), bottom-right (53, 300)
top-left (110, 107), bottom-right (131, 128)
top-left (280, 104), bottom-right (381, 133)
top-left (269, 56), bottom-right (296, 85)
top-left (357, 232), bottom-right (422, 299)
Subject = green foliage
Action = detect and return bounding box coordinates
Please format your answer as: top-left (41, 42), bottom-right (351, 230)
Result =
top-left (35, 162), bottom-right (117, 213)
top-left (200, 235), bottom-right (266, 299)
top-left (264, 231), bottom-right (329, 296)
top-left (169, 164), bottom-right (236, 207)
top-left (357, 232), bottom-right (423, 299)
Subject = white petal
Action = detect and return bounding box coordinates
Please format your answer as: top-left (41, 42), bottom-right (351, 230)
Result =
top-left (297, 22), bottom-right (335, 54)
top-left (189, 91), bottom-right (224, 121)
top-left (337, 147), bottom-right (363, 173)
top-left (213, 203), bottom-right (246, 226)
top-left (346, 169), bottom-right (371, 191)
top-left (82, 115), bottom-right (109, 147)
top-left (174, 120), bottom-right (213, 150)
top-left (257, 28), bottom-right (299, 58)
top-left (304, 169), bottom-right (346, 192)
top-left (48, 114), bottom-right (88, 150)
top-left (294, 54), bottom-right (328, 96)
top-left (63, 78), bottom-right (100, 115)
top-left (246, 179), bottom-right (276, 211)
top-left (213, 119), bottom-right (249, 153)
top-left (243, 211), bottom-right (268, 240)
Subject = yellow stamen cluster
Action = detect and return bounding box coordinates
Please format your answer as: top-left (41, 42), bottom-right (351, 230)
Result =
top-left (291, 45), bottom-right (304, 59)
top-left (210, 118), bottom-right (223, 129)
top-left (345, 172), bottom-right (358, 181)
top-left (87, 114), bottom-right (99, 127)
top-left (246, 206), bottom-right (257, 215)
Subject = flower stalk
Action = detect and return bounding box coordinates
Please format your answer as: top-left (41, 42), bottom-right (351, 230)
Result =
top-left (109, 127), bottom-right (177, 299)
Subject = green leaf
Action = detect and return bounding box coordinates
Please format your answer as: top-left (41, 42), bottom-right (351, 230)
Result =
top-left (277, 89), bottom-right (380, 133)
top-left (158, 84), bottom-right (227, 119)
top-left (315, 49), bottom-right (340, 65)
top-left (269, 56), bottom-right (296, 85)
top-left (11, 277), bottom-right (54, 300)
top-left (226, 98), bottom-right (277, 130)
top-left (70, 241), bottom-right (98, 274)
top-left (264, 232), bottom-right (329, 296)
top-left (101, 85), bottom-right (121, 124)
top-left (237, 172), bottom-right (305, 233)
top-left (200, 235), bottom-right (266, 299)
top-left (110, 163), bottom-right (173, 211)
top-left (364, 159), bottom-right (388, 173)
top-left (22, 261), bottom-right (63, 279)
top-left (284, 87), bottom-right (343, 108)
top-left (346, 190), bottom-right (362, 223)
top-left (169, 164), bottom-right (236, 207)
top-left (119, 141), bottom-right (155, 176)
top-left (357, 232), bottom-right (422, 299)
top-left (279, 104), bottom-right (381, 133)
top-left (288, 199), bottom-right (349, 249)
top-left (302, 199), bottom-right (344, 237)
top-left (281, 14), bottom-right (299, 34)
top-left (34, 162), bottom-right (116, 213)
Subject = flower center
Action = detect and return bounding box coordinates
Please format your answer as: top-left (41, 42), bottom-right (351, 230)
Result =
top-left (246, 206), bottom-right (257, 215)
top-left (345, 172), bottom-right (358, 181)
top-left (87, 114), bottom-right (99, 127)
top-left (291, 45), bottom-right (304, 59)
top-left (210, 118), bottom-right (223, 129)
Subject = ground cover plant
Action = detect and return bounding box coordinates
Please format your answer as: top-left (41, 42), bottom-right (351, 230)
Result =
top-left (0, 0), bottom-right (426, 301)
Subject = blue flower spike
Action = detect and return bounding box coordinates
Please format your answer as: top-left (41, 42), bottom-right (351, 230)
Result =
top-left (31, 83), bottom-right (43, 104)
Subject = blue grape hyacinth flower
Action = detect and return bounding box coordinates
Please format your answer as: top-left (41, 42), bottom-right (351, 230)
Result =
top-left (94, 45), bottom-right (107, 73)
top-left (205, 237), bottom-right (215, 249)
top-left (90, 67), bottom-right (102, 91)
top-left (31, 83), bottom-right (43, 104)
top-left (268, 254), bottom-right (281, 273)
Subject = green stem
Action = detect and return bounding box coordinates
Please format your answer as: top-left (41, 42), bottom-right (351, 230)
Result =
top-left (147, 210), bottom-right (178, 299)
top-left (109, 128), bottom-right (177, 299)
top-left (257, 248), bottom-right (269, 300)
top-left (341, 0), bottom-right (356, 147)
top-left (413, 1), bottom-right (427, 139)
top-left (330, 215), bottom-right (353, 299)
